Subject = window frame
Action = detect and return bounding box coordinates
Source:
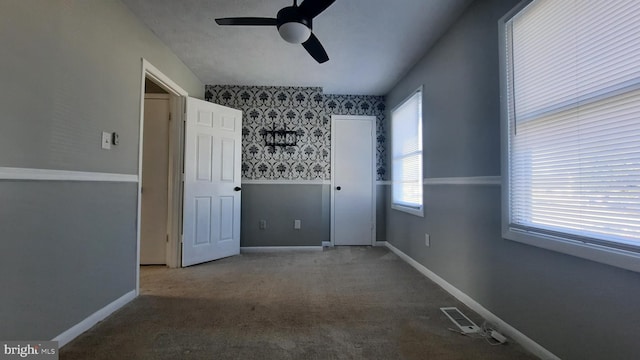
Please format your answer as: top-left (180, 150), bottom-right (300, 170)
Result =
top-left (391, 86), bottom-right (424, 217)
top-left (499, 0), bottom-right (640, 273)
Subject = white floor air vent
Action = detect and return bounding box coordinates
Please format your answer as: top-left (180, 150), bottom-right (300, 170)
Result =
top-left (440, 307), bottom-right (480, 333)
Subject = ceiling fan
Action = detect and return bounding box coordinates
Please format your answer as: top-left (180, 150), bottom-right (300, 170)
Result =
top-left (215, 0), bottom-right (336, 64)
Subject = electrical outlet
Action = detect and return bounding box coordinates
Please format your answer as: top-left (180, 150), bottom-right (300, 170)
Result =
top-left (259, 220), bottom-right (267, 230)
top-left (294, 220), bottom-right (301, 230)
top-left (425, 233), bottom-right (430, 247)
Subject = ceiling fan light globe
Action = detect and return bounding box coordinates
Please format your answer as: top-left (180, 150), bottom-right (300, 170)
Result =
top-left (278, 22), bottom-right (311, 44)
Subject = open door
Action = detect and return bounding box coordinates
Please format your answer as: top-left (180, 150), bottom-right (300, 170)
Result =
top-left (182, 97), bottom-right (242, 267)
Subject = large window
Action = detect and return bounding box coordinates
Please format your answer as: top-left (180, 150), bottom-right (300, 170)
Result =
top-left (392, 87), bottom-right (423, 217)
top-left (501, 0), bottom-right (640, 269)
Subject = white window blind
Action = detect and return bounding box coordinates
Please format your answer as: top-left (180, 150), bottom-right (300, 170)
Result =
top-left (505, 0), bottom-right (640, 250)
top-left (392, 89), bottom-right (423, 216)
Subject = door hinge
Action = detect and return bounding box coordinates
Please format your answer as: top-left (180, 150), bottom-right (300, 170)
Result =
top-left (166, 234), bottom-right (169, 243)
top-left (181, 234), bottom-right (184, 244)
top-left (169, 112), bottom-right (172, 121)
top-left (181, 173), bottom-right (185, 181)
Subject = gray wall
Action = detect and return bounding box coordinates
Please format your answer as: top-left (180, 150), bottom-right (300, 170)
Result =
top-left (0, 0), bottom-right (203, 340)
top-left (0, 182), bottom-right (137, 339)
top-left (241, 184), bottom-right (387, 247)
top-left (241, 184), bottom-right (330, 247)
top-left (385, 0), bottom-right (640, 359)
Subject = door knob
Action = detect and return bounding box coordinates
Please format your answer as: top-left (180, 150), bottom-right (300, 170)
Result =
top-left (234, 186), bottom-right (242, 191)
top-left (336, 186), bottom-right (341, 191)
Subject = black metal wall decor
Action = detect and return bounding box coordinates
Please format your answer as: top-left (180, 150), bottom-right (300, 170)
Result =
top-left (264, 127), bottom-right (298, 150)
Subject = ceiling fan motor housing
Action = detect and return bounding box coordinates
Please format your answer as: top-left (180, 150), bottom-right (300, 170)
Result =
top-left (277, 6), bottom-right (312, 44)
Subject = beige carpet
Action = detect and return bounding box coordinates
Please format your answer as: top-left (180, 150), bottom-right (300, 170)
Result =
top-left (61, 246), bottom-right (537, 359)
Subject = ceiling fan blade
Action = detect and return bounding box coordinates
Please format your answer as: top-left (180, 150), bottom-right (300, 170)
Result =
top-left (298, 0), bottom-right (336, 19)
top-left (215, 17), bottom-right (277, 26)
top-left (302, 33), bottom-right (329, 63)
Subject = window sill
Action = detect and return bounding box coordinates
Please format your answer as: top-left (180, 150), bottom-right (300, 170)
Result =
top-left (503, 227), bottom-right (640, 273)
top-left (392, 204), bottom-right (424, 217)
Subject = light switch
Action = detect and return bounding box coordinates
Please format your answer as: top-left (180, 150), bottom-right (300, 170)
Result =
top-left (101, 132), bottom-right (111, 150)
top-left (294, 220), bottom-right (301, 230)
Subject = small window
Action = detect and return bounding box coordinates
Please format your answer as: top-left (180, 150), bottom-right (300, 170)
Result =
top-left (500, 0), bottom-right (640, 270)
top-left (391, 87), bottom-right (423, 217)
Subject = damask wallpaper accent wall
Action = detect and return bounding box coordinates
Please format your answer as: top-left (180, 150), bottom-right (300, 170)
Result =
top-left (204, 85), bottom-right (387, 181)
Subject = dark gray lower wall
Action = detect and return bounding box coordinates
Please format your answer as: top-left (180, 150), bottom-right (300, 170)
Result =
top-left (241, 183), bottom-right (387, 247)
top-left (241, 184), bottom-right (329, 247)
top-left (0, 181), bottom-right (137, 340)
top-left (387, 185), bottom-right (640, 359)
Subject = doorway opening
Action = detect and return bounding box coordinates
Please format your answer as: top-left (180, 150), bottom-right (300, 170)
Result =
top-left (140, 83), bottom-right (170, 265)
top-left (137, 60), bottom-right (188, 294)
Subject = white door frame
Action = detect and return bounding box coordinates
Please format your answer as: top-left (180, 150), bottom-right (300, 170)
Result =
top-left (137, 59), bottom-right (188, 294)
top-left (330, 115), bottom-right (377, 247)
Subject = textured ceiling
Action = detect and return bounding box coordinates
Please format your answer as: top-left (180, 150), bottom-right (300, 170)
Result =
top-left (122, 0), bottom-right (473, 95)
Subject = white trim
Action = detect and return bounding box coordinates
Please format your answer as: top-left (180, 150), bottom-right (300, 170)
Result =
top-left (331, 115), bottom-right (377, 247)
top-left (375, 241), bottom-right (388, 247)
top-left (241, 246), bottom-right (323, 253)
top-left (376, 181), bottom-right (392, 185)
top-left (506, 228), bottom-right (640, 273)
top-left (138, 59), bottom-right (189, 291)
top-left (0, 167), bottom-right (138, 182)
top-left (322, 241), bottom-right (332, 247)
top-left (141, 60), bottom-right (188, 97)
top-left (241, 179), bottom-right (330, 185)
top-left (144, 93), bottom-right (170, 100)
top-left (54, 290), bottom-right (136, 348)
top-left (165, 94), bottom-right (185, 269)
top-left (422, 176), bottom-right (501, 186)
top-left (384, 242), bottom-right (560, 360)
top-left (391, 203), bottom-right (424, 218)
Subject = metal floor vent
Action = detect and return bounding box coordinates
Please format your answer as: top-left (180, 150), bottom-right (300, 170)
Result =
top-left (440, 307), bottom-right (480, 333)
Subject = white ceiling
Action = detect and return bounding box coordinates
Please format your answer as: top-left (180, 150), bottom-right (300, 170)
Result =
top-left (122, 0), bottom-right (473, 95)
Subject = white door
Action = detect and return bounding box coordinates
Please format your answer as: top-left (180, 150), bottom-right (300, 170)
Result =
top-left (182, 97), bottom-right (242, 267)
top-left (140, 95), bottom-right (170, 264)
top-left (331, 115), bottom-right (376, 246)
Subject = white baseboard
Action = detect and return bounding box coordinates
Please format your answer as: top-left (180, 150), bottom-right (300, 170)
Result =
top-left (241, 246), bottom-right (323, 253)
top-left (322, 241), bottom-right (332, 247)
top-left (53, 290), bottom-right (136, 348)
top-left (375, 241), bottom-right (388, 247)
top-left (384, 242), bottom-right (560, 360)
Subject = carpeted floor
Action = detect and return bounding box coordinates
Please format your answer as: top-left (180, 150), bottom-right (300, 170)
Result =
top-left (60, 246), bottom-right (537, 359)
